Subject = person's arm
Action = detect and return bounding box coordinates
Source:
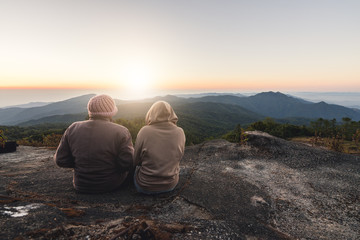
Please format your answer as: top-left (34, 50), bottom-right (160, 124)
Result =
top-left (178, 128), bottom-right (186, 161)
top-left (134, 129), bottom-right (145, 166)
top-left (54, 128), bottom-right (75, 168)
top-left (116, 129), bottom-right (134, 171)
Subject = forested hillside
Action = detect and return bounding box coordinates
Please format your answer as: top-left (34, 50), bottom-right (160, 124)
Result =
top-left (1, 92), bottom-right (360, 150)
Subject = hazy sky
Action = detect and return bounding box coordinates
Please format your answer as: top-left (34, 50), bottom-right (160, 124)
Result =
top-left (1, 0), bottom-right (359, 96)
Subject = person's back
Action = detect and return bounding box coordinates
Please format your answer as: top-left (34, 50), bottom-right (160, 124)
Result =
top-left (134, 101), bottom-right (186, 194)
top-left (54, 95), bottom-right (134, 193)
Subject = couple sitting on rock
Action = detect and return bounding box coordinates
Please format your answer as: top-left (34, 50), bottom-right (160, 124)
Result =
top-left (54, 94), bottom-right (186, 194)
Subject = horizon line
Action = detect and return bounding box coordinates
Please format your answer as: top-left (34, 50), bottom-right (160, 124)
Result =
top-left (1, 87), bottom-right (360, 94)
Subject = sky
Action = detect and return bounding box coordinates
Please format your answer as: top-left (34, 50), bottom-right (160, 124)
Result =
top-left (0, 0), bottom-right (359, 102)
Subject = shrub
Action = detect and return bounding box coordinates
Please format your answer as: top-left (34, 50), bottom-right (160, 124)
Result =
top-left (43, 133), bottom-right (63, 147)
top-left (326, 135), bottom-right (344, 152)
top-left (0, 129), bottom-right (7, 148)
top-left (352, 129), bottom-right (360, 147)
top-left (222, 124), bottom-right (248, 145)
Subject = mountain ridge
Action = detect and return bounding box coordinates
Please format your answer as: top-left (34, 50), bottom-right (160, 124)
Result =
top-left (0, 102), bottom-right (52, 109)
top-left (1, 92), bottom-right (360, 127)
top-left (0, 94), bottom-right (95, 125)
top-left (185, 91), bottom-right (360, 121)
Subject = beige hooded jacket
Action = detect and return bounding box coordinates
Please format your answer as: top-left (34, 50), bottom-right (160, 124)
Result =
top-left (134, 101), bottom-right (186, 192)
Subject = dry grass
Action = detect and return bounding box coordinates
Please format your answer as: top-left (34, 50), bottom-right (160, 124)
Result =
top-left (290, 137), bottom-right (360, 155)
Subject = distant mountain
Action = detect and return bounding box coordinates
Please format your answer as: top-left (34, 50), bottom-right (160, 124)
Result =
top-left (187, 95), bottom-right (246, 105)
top-left (244, 92), bottom-right (360, 120)
top-left (2, 91), bottom-right (360, 128)
top-left (0, 107), bottom-right (25, 125)
top-left (0, 94), bottom-right (95, 125)
top-left (18, 113), bottom-right (88, 126)
top-left (284, 94), bottom-right (313, 104)
top-left (289, 92), bottom-right (360, 108)
top-left (1, 102), bottom-right (52, 109)
top-left (176, 92), bottom-right (245, 98)
top-left (186, 91), bottom-right (360, 121)
top-left (175, 102), bottom-right (263, 140)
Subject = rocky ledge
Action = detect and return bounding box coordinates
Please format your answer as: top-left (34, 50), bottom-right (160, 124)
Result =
top-left (0, 131), bottom-right (359, 239)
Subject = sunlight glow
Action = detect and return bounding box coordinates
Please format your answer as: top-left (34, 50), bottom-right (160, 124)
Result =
top-left (120, 63), bottom-right (155, 99)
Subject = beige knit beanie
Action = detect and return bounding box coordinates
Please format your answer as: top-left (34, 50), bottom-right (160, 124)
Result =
top-left (87, 94), bottom-right (118, 118)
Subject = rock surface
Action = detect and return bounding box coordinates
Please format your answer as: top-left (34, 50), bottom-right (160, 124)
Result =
top-left (0, 131), bottom-right (359, 239)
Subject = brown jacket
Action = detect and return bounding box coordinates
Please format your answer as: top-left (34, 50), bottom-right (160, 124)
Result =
top-left (54, 118), bottom-right (134, 193)
top-left (134, 101), bottom-right (186, 192)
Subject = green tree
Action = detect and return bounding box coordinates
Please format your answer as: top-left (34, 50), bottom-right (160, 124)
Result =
top-left (222, 124), bottom-right (248, 145)
top-left (341, 117), bottom-right (354, 140)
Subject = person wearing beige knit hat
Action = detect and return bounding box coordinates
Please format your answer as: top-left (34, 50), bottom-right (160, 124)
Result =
top-left (54, 94), bottom-right (134, 193)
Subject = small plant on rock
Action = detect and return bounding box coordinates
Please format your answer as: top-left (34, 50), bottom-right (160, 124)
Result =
top-left (352, 129), bottom-right (360, 148)
top-left (326, 134), bottom-right (344, 152)
top-left (310, 131), bottom-right (323, 146)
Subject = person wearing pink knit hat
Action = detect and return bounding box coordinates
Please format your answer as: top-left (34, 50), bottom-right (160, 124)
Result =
top-left (54, 94), bottom-right (134, 193)
top-left (87, 94), bottom-right (118, 118)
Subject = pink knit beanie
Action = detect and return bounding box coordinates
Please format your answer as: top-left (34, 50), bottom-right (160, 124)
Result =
top-left (87, 94), bottom-right (118, 118)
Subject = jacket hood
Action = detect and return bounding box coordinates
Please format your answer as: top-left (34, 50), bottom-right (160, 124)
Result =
top-left (145, 101), bottom-right (178, 125)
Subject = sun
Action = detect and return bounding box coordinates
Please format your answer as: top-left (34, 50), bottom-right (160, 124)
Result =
top-left (121, 63), bottom-right (155, 99)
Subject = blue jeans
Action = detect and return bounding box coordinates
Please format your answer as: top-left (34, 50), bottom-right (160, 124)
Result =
top-left (133, 172), bottom-right (175, 195)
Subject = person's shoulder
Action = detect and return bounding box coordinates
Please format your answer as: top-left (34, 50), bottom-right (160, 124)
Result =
top-left (137, 125), bottom-right (151, 134)
top-left (107, 123), bottom-right (132, 140)
top-left (67, 120), bottom-right (87, 129)
top-left (62, 120), bottom-right (88, 136)
top-left (109, 122), bottom-right (131, 133)
top-left (175, 125), bottom-right (185, 133)
top-left (173, 125), bottom-right (185, 138)
top-left (178, 127), bottom-right (185, 138)
top-left (72, 120), bottom-right (87, 125)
